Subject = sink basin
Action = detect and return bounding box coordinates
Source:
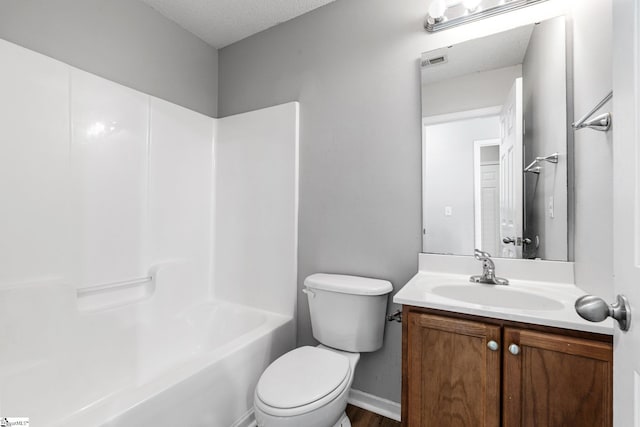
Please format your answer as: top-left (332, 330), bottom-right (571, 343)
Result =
top-left (431, 284), bottom-right (565, 311)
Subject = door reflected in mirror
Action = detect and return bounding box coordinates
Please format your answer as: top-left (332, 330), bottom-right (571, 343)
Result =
top-left (421, 16), bottom-right (570, 261)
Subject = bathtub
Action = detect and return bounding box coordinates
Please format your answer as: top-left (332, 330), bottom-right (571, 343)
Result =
top-left (0, 283), bottom-right (294, 427)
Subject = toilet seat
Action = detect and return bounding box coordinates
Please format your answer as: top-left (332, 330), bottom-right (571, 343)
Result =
top-left (255, 346), bottom-right (351, 417)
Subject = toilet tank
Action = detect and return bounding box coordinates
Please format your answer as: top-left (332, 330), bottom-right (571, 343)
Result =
top-left (304, 274), bottom-right (393, 352)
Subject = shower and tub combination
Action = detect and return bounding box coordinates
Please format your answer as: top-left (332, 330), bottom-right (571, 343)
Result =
top-left (0, 39), bottom-right (299, 427)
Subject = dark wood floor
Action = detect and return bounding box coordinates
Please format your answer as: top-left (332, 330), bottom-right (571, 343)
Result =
top-left (346, 404), bottom-right (401, 427)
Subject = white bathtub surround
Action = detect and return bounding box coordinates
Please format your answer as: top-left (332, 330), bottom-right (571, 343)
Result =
top-left (0, 40), bottom-right (71, 288)
top-left (70, 69), bottom-right (152, 288)
top-left (215, 103), bottom-right (300, 317)
top-left (0, 38), bottom-right (299, 427)
top-left (394, 253), bottom-right (613, 335)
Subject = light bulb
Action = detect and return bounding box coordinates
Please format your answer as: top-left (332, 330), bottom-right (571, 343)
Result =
top-left (428, 0), bottom-right (447, 20)
top-left (463, 0), bottom-right (482, 11)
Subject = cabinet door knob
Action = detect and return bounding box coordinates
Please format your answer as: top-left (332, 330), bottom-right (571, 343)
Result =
top-left (508, 344), bottom-right (520, 355)
top-left (487, 340), bottom-right (499, 351)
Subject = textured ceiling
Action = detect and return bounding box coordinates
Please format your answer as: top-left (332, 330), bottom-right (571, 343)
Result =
top-left (140, 0), bottom-right (338, 48)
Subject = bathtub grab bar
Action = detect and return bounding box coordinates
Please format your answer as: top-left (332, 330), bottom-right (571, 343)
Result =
top-left (77, 276), bottom-right (153, 296)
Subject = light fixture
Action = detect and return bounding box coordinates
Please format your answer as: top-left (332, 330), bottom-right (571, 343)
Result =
top-left (425, 0), bottom-right (549, 32)
top-left (428, 0), bottom-right (447, 22)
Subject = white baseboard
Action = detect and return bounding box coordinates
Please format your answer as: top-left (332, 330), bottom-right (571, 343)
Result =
top-left (347, 389), bottom-right (401, 422)
top-left (231, 408), bottom-right (256, 427)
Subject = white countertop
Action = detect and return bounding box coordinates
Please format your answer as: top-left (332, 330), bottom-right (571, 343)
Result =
top-left (394, 270), bottom-right (614, 335)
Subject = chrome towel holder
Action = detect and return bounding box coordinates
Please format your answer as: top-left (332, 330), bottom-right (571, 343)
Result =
top-left (572, 91), bottom-right (613, 131)
top-left (524, 152), bottom-right (559, 174)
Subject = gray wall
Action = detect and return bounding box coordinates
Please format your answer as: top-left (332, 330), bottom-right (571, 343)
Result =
top-left (522, 17), bottom-right (568, 260)
top-left (219, 0), bottom-right (425, 401)
top-left (572, 0), bottom-right (614, 300)
top-left (219, 0), bottom-right (614, 403)
top-left (0, 0), bottom-right (218, 117)
top-left (424, 117), bottom-right (500, 255)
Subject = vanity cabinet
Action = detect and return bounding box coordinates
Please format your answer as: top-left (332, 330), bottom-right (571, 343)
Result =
top-left (405, 311), bottom-right (501, 426)
top-left (402, 306), bottom-right (612, 427)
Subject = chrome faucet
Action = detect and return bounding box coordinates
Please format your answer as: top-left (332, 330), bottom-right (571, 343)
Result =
top-left (470, 249), bottom-right (509, 285)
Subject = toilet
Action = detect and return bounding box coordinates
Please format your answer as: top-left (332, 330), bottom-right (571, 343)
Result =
top-left (253, 273), bottom-right (393, 427)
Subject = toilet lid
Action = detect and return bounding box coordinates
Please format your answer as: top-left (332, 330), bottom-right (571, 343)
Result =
top-left (256, 346), bottom-right (350, 409)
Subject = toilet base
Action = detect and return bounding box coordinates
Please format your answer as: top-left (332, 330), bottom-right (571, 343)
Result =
top-left (332, 412), bottom-right (351, 427)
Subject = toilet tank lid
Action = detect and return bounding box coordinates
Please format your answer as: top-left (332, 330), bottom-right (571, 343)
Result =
top-left (304, 273), bottom-right (393, 296)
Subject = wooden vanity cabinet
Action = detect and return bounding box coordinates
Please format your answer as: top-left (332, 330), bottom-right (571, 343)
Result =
top-left (402, 306), bottom-right (613, 427)
top-left (405, 311), bottom-right (501, 426)
top-left (502, 328), bottom-right (612, 427)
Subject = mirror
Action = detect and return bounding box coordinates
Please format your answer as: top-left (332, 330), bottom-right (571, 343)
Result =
top-left (421, 16), bottom-right (570, 261)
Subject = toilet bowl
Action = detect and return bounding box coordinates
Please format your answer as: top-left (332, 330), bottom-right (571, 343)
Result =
top-left (253, 274), bottom-right (393, 427)
top-left (254, 345), bottom-right (360, 427)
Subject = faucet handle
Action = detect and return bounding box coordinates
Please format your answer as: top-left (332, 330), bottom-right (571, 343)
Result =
top-left (474, 248), bottom-right (492, 260)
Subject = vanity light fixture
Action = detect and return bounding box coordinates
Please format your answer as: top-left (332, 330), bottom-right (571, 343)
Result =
top-left (425, 0), bottom-right (549, 33)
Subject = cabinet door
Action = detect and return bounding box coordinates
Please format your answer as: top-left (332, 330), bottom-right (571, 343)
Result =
top-left (503, 328), bottom-right (612, 427)
top-left (406, 312), bottom-right (501, 427)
